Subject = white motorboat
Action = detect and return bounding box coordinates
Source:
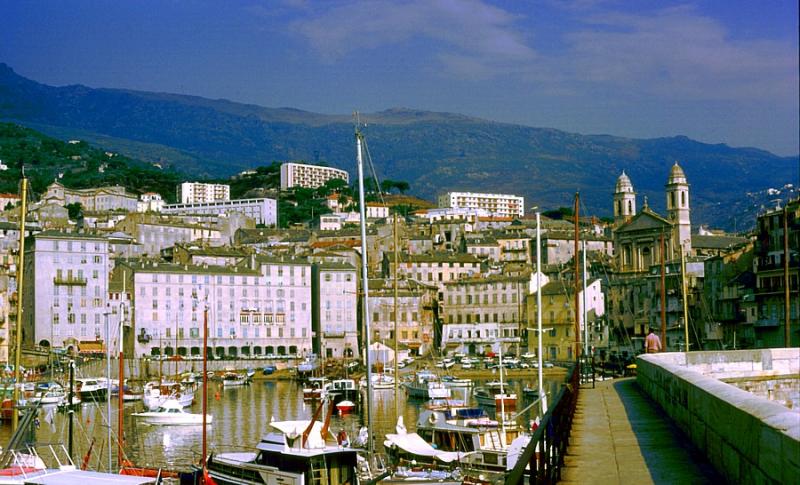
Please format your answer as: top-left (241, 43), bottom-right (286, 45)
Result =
top-left (221, 372), bottom-right (248, 387)
top-left (359, 373), bottom-right (395, 390)
top-left (441, 375), bottom-right (473, 388)
top-left (29, 383), bottom-right (66, 405)
top-left (74, 378), bottom-right (108, 400)
top-left (143, 381), bottom-right (194, 410)
top-left (132, 399), bottom-right (212, 426)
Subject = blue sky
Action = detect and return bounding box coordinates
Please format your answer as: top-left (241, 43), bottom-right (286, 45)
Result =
top-left (2, 0), bottom-right (798, 155)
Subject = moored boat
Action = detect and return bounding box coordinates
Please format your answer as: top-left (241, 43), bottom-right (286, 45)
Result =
top-left (221, 372), bottom-right (248, 387)
top-left (143, 381), bottom-right (194, 410)
top-left (132, 399), bottom-right (212, 426)
top-left (335, 400), bottom-right (356, 415)
top-left (403, 371), bottom-right (451, 400)
top-left (205, 412), bottom-right (360, 484)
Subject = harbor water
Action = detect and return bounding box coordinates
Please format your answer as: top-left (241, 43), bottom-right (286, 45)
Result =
top-left (0, 374), bottom-right (563, 472)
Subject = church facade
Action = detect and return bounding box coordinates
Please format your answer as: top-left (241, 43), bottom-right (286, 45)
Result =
top-left (607, 163), bottom-right (694, 351)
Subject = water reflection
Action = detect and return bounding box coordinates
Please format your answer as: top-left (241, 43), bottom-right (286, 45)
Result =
top-left (0, 375), bottom-right (562, 471)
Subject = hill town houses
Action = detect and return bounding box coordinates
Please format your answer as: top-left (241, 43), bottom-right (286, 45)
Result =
top-left (0, 161), bottom-right (797, 366)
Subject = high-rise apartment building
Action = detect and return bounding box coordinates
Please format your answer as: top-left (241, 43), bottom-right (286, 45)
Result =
top-left (438, 191), bottom-right (524, 218)
top-left (280, 163), bottom-right (349, 190)
top-left (178, 182), bottom-right (231, 204)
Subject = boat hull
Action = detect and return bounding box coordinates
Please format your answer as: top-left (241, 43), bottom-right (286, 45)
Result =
top-left (133, 414), bottom-right (212, 426)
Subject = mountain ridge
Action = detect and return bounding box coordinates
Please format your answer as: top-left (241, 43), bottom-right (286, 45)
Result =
top-left (0, 62), bottom-right (797, 230)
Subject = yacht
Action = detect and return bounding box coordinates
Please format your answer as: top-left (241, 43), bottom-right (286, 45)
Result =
top-left (132, 399), bottom-right (212, 426)
top-left (74, 378), bottom-right (107, 400)
top-left (403, 371), bottom-right (451, 400)
top-left (143, 381), bottom-right (194, 410)
top-left (473, 387), bottom-right (517, 411)
top-left (385, 406), bottom-right (528, 474)
top-left (28, 382), bottom-right (66, 405)
top-left (359, 373), bottom-right (395, 390)
top-left (221, 372), bottom-right (249, 387)
top-left (205, 418), bottom-right (359, 485)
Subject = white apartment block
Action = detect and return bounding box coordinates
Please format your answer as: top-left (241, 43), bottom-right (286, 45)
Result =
top-left (415, 207), bottom-right (490, 223)
top-left (161, 198), bottom-right (277, 226)
top-left (178, 182), bottom-right (231, 204)
top-left (22, 231), bottom-right (111, 350)
top-left (438, 191), bottom-right (524, 218)
top-left (116, 255), bottom-right (313, 359)
top-left (280, 162), bottom-right (349, 190)
top-left (312, 263), bottom-right (358, 359)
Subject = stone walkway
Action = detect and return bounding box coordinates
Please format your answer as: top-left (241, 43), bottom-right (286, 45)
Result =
top-left (560, 378), bottom-right (721, 484)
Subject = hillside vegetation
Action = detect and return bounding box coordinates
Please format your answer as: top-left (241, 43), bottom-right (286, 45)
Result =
top-left (1, 63), bottom-right (797, 230)
top-left (0, 122), bottom-right (181, 201)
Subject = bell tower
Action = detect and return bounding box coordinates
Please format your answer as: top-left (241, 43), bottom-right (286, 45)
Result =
top-left (613, 171), bottom-right (636, 227)
top-left (666, 162), bottom-right (691, 253)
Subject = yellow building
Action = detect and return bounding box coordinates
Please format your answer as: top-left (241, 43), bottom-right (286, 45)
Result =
top-left (527, 280), bottom-right (578, 361)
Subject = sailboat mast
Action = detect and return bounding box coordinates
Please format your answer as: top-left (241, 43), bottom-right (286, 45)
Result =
top-left (106, 310), bottom-right (112, 471)
top-left (355, 128), bottom-right (374, 453)
top-left (11, 176), bottom-right (28, 432)
top-left (68, 360), bottom-right (75, 459)
top-left (202, 307), bottom-right (209, 471)
top-left (680, 245), bottom-right (689, 353)
top-left (660, 232), bottom-right (667, 349)
top-left (118, 299), bottom-right (125, 466)
top-left (784, 206), bottom-right (791, 346)
top-left (582, 240), bottom-right (588, 356)
top-left (536, 211), bottom-right (545, 414)
top-left (573, 192), bottom-right (581, 359)
top-left (393, 213), bottom-right (399, 420)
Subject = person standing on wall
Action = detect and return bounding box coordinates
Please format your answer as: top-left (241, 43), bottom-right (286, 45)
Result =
top-left (645, 330), bottom-right (662, 353)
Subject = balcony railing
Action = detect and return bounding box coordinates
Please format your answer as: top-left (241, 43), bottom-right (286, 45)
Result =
top-left (754, 317), bottom-right (780, 328)
top-left (53, 275), bottom-right (87, 286)
top-left (323, 331), bottom-right (346, 338)
top-left (137, 333), bottom-right (152, 343)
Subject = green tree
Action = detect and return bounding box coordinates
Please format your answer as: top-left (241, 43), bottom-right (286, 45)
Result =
top-left (65, 202), bottom-right (83, 220)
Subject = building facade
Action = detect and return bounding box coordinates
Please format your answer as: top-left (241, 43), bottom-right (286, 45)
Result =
top-left (280, 162), bottom-right (349, 190)
top-left (42, 182), bottom-right (138, 212)
top-left (438, 192), bottom-right (524, 218)
top-left (312, 263), bottom-right (358, 359)
top-left (161, 198), bottom-right (277, 226)
top-left (22, 231), bottom-right (111, 350)
top-left (178, 182), bottom-right (231, 204)
top-left (115, 256), bottom-right (313, 359)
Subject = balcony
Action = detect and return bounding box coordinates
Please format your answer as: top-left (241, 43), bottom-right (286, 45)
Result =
top-left (137, 332), bottom-right (152, 343)
top-left (323, 331), bottom-right (346, 338)
top-left (53, 275), bottom-right (87, 286)
top-left (753, 317), bottom-right (780, 328)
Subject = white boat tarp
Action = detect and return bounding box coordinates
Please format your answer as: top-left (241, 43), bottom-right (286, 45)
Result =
top-left (270, 420), bottom-right (332, 449)
top-left (384, 432), bottom-right (474, 463)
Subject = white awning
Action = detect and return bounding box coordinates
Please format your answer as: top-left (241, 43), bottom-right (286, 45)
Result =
top-left (384, 432), bottom-right (473, 463)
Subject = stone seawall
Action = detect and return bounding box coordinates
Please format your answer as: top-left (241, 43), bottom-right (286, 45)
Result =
top-left (637, 349), bottom-right (799, 484)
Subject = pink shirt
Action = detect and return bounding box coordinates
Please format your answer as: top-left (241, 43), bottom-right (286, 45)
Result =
top-left (646, 333), bottom-right (662, 353)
